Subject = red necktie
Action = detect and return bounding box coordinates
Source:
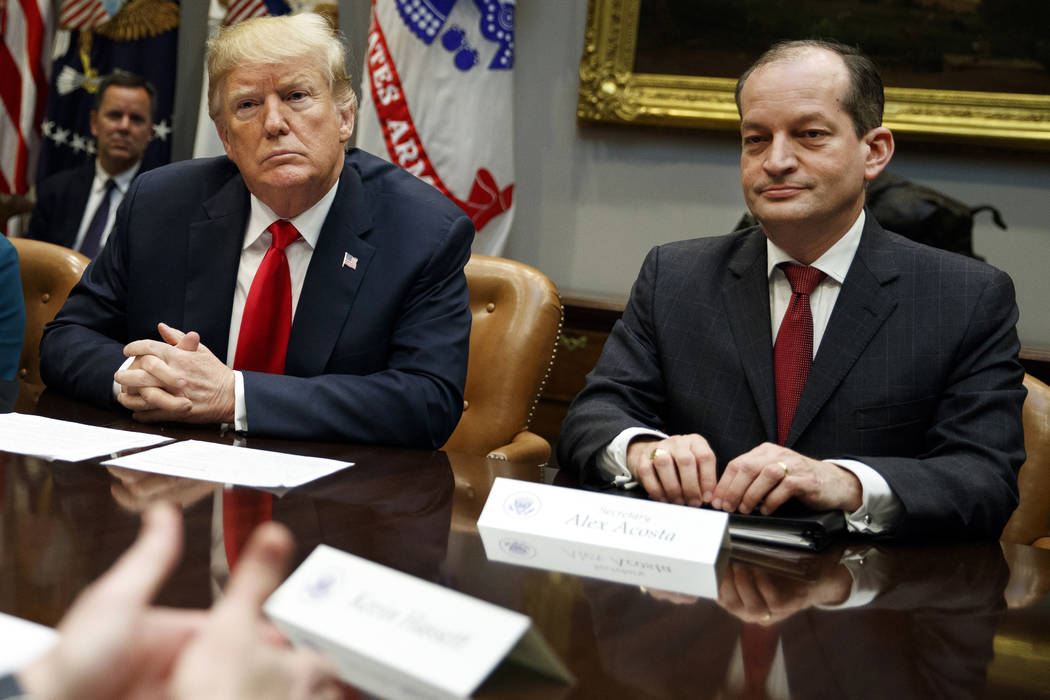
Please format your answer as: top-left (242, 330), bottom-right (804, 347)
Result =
top-left (740, 622), bottom-right (781, 700)
top-left (774, 264), bottom-right (825, 445)
top-left (223, 220), bottom-right (299, 569)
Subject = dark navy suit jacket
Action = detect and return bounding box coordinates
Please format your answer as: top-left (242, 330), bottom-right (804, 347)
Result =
top-left (558, 215), bottom-right (1026, 537)
top-left (40, 149), bottom-right (474, 448)
top-left (26, 162), bottom-right (95, 249)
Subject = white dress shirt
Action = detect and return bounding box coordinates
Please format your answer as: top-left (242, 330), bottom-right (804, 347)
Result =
top-left (227, 183), bottom-right (339, 430)
top-left (72, 160), bottom-right (140, 253)
top-left (598, 211), bottom-right (902, 534)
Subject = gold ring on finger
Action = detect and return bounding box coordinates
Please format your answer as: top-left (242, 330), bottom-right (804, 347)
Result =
top-left (651, 447), bottom-right (669, 461)
top-left (777, 461), bottom-right (789, 477)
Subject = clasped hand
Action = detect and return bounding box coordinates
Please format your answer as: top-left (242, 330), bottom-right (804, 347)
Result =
top-left (116, 322), bottom-right (236, 424)
top-left (626, 434), bottom-right (862, 514)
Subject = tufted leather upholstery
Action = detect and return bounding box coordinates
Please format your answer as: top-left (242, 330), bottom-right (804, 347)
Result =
top-left (1002, 374), bottom-right (1050, 549)
top-left (442, 255), bottom-right (562, 463)
top-left (9, 238), bottom-right (88, 386)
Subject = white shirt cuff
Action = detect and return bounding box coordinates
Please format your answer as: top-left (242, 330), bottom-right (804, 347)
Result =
top-left (112, 355), bottom-right (134, 399)
top-left (598, 426), bottom-right (669, 488)
top-left (233, 370), bottom-right (247, 432)
top-left (816, 547), bottom-right (888, 609)
top-left (829, 459), bottom-right (902, 534)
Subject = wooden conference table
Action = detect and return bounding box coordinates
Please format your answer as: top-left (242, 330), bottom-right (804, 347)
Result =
top-left (2, 384), bottom-right (1050, 699)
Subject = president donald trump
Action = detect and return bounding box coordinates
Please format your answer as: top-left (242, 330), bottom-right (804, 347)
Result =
top-left (41, 13), bottom-right (474, 447)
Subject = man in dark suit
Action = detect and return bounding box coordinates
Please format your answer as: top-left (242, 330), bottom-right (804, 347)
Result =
top-left (558, 40), bottom-right (1025, 537)
top-left (26, 70), bottom-right (154, 257)
top-left (40, 13), bottom-right (473, 447)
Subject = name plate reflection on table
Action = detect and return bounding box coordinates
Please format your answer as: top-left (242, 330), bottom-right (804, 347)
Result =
top-left (265, 546), bottom-right (573, 700)
top-left (477, 478), bottom-right (729, 598)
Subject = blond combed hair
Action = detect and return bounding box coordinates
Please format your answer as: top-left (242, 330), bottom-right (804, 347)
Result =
top-left (206, 12), bottom-right (357, 126)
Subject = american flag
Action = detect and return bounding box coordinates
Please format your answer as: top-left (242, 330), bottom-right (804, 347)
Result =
top-left (0, 0), bottom-right (52, 200)
top-left (342, 252), bottom-right (358, 270)
top-left (58, 0), bottom-right (112, 30)
top-left (224, 0), bottom-right (285, 26)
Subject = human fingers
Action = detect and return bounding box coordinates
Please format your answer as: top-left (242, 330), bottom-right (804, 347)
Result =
top-left (627, 439), bottom-right (669, 501)
top-left (712, 444), bottom-right (784, 513)
top-left (285, 649), bottom-right (343, 700)
top-left (675, 434), bottom-right (717, 506)
top-left (119, 386), bottom-right (192, 415)
top-left (663, 441), bottom-right (701, 506)
top-left (736, 459), bottom-right (791, 515)
top-left (124, 338), bottom-right (176, 360)
top-left (724, 563), bottom-right (774, 622)
top-left (650, 445), bottom-right (687, 504)
top-left (114, 367), bottom-right (171, 394)
top-left (716, 563), bottom-right (746, 615)
top-left (218, 522), bottom-right (296, 620)
top-left (158, 323), bottom-right (202, 353)
top-left (75, 503), bottom-right (183, 612)
top-left (128, 352), bottom-right (187, 389)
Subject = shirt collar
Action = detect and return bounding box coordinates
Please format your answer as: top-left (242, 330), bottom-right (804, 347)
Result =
top-left (95, 159), bottom-right (140, 194)
top-left (765, 209), bottom-right (865, 285)
top-left (243, 180), bottom-right (340, 251)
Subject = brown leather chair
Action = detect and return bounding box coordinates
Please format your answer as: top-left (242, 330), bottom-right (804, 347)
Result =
top-left (9, 238), bottom-right (89, 386)
top-left (442, 255), bottom-right (562, 464)
top-left (1001, 374), bottom-right (1050, 549)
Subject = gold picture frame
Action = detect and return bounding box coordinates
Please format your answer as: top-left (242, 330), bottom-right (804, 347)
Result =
top-left (577, 0), bottom-right (1050, 149)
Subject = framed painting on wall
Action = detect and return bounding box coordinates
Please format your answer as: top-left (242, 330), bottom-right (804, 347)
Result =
top-left (577, 0), bottom-right (1050, 148)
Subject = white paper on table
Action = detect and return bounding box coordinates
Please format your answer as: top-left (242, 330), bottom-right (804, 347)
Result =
top-left (102, 439), bottom-right (353, 488)
top-left (0, 612), bottom-right (58, 675)
top-left (0, 413), bottom-right (173, 462)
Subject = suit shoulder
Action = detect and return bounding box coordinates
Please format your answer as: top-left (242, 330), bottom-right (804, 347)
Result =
top-left (133, 156), bottom-right (239, 191)
top-left (346, 148), bottom-right (465, 221)
top-left (872, 226), bottom-right (1011, 283)
top-left (35, 162), bottom-right (93, 196)
top-left (650, 228), bottom-right (760, 271)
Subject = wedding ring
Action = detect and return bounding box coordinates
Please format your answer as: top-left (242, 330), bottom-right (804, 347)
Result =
top-left (777, 461), bottom-right (789, 476)
top-left (651, 447), bottom-right (669, 461)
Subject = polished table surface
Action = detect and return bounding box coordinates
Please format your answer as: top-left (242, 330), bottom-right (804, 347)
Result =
top-left (3, 385), bottom-right (1050, 699)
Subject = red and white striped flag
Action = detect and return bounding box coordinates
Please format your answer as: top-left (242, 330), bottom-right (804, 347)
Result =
top-left (223, 0), bottom-right (273, 26)
top-left (357, 0), bottom-right (516, 256)
top-left (0, 0), bottom-right (53, 200)
top-left (57, 0), bottom-right (111, 30)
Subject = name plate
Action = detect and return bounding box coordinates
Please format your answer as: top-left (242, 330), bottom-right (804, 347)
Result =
top-left (265, 545), bottom-right (573, 700)
top-left (477, 478), bottom-right (729, 597)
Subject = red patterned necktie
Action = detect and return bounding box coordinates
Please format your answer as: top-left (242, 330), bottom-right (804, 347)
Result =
top-left (774, 264), bottom-right (825, 445)
top-left (740, 622), bottom-right (781, 700)
top-left (223, 220), bottom-right (299, 569)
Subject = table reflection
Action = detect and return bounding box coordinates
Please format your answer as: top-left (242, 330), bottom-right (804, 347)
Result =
top-left (582, 542), bottom-right (1009, 699)
top-left (4, 384), bottom-right (1050, 698)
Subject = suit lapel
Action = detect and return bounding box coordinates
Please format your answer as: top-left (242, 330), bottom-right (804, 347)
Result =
top-left (184, 169), bottom-right (248, 361)
top-left (722, 230), bottom-right (778, 442)
top-left (788, 216), bottom-right (899, 445)
top-left (285, 156), bottom-right (376, 376)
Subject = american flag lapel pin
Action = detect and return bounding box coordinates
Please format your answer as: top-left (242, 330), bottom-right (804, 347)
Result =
top-left (342, 252), bottom-right (358, 270)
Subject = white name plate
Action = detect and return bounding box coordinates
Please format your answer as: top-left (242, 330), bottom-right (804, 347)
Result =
top-left (265, 545), bottom-right (573, 700)
top-left (477, 478), bottom-right (729, 597)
